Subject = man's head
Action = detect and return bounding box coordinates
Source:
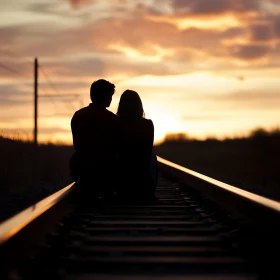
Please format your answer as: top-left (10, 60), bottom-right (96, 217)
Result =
top-left (90, 79), bottom-right (115, 107)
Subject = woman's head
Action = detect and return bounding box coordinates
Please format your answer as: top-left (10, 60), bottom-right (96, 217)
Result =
top-left (117, 90), bottom-right (145, 119)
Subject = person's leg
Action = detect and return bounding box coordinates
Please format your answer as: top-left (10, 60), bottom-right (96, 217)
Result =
top-left (70, 155), bottom-right (102, 201)
top-left (97, 161), bottom-right (117, 201)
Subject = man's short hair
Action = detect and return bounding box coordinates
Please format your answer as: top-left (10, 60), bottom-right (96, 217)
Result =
top-left (90, 79), bottom-right (115, 105)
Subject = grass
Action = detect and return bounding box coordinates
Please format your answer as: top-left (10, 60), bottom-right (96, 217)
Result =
top-left (0, 136), bottom-right (74, 196)
top-left (155, 128), bottom-right (280, 201)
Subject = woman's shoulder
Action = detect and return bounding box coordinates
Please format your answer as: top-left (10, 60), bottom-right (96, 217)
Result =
top-left (117, 117), bottom-right (153, 129)
top-left (142, 118), bottom-right (154, 129)
top-left (141, 118), bottom-right (152, 124)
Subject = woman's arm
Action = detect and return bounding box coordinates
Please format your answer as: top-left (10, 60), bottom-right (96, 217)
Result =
top-left (144, 119), bottom-right (154, 163)
top-left (148, 119), bottom-right (154, 148)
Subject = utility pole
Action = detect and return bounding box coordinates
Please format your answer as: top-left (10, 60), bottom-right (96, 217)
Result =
top-left (34, 57), bottom-right (38, 146)
top-left (33, 58), bottom-right (82, 144)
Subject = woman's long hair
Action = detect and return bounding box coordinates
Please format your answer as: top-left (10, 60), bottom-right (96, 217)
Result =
top-left (117, 90), bottom-right (145, 119)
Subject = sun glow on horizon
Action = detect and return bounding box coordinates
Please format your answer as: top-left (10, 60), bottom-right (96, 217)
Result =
top-left (1, 0), bottom-right (280, 146)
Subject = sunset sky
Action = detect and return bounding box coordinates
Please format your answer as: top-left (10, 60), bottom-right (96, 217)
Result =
top-left (1, 0), bottom-right (280, 143)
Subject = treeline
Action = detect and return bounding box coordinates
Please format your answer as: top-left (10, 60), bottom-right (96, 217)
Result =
top-left (163, 127), bottom-right (280, 143)
top-left (155, 127), bottom-right (280, 201)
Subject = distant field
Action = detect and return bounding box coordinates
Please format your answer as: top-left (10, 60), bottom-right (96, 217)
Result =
top-left (155, 129), bottom-right (280, 201)
top-left (0, 136), bottom-right (74, 195)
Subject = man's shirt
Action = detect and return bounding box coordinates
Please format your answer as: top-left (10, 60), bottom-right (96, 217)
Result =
top-left (71, 103), bottom-right (118, 168)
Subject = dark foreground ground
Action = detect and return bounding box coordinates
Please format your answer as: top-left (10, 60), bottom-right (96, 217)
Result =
top-left (0, 128), bottom-right (279, 222)
top-left (155, 129), bottom-right (280, 201)
top-left (0, 136), bottom-right (74, 222)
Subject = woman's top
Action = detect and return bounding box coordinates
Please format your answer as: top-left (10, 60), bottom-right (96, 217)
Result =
top-left (117, 117), bottom-right (154, 199)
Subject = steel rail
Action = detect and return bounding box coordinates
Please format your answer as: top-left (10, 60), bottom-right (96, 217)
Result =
top-left (0, 182), bottom-right (75, 245)
top-left (0, 158), bottom-right (279, 279)
top-left (1, 156), bottom-right (279, 247)
top-left (158, 157), bottom-right (280, 213)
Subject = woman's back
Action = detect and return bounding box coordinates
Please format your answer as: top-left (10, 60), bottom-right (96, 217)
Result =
top-left (118, 117), bottom-right (153, 170)
top-left (116, 90), bottom-right (156, 201)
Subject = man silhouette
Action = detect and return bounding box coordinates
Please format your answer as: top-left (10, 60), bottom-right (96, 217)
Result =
top-left (70, 79), bottom-right (117, 199)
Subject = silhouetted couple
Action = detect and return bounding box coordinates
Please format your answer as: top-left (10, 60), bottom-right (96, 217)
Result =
top-left (70, 79), bottom-right (158, 203)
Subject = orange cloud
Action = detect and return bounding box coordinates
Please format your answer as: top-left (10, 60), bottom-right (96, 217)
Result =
top-left (66, 0), bottom-right (126, 9)
top-left (67, 0), bottom-right (95, 8)
top-left (171, 0), bottom-right (259, 16)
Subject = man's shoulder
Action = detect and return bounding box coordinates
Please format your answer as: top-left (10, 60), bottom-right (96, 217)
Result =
top-left (105, 109), bottom-right (117, 120)
top-left (72, 106), bottom-right (116, 122)
top-left (74, 106), bottom-right (90, 116)
top-left (71, 106), bottom-right (90, 124)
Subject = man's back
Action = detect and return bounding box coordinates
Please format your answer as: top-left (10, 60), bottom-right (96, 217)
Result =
top-left (71, 103), bottom-right (117, 167)
top-left (70, 79), bottom-right (117, 198)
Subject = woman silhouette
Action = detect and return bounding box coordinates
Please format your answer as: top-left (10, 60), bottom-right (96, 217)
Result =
top-left (116, 90), bottom-right (158, 202)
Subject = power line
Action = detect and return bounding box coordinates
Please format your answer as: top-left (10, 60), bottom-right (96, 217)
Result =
top-left (0, 62), bottom-right (30, 79)
top-left (39, 63), bottom-right (78, 112)
top-left (39, 64), bottom-right (61, 96)
top-left (39, 84), bottom-right (57, 108)
top-left (0, 49), bottom-right (33, 65)
top-left (38, 81), bottom-right (64, 115)
top-left (39, 64), bottom-right (67, 109)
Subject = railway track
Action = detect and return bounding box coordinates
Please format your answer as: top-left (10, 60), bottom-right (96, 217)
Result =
top-left (1, 157), bottom-right (280, 280)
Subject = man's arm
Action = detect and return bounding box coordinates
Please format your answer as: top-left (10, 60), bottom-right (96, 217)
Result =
top-left (71, 113), bottom-right (79, 152)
